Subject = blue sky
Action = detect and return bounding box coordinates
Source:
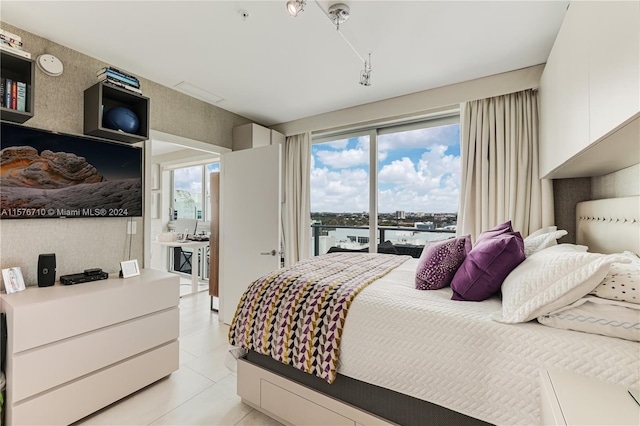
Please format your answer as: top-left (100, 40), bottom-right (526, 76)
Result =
top-left (311, 123), bottom-right (461, 213)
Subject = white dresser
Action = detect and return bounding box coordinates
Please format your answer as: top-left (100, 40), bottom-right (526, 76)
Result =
top-left (0, 269), bottom-right (180, 425)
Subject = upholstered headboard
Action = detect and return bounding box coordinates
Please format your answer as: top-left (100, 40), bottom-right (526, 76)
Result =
top-left (576, 196), bottom-right (640, 255)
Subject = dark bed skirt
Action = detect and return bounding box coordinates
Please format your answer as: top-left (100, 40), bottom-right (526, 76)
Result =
top-left (245, 351), bottom-right (492, 426)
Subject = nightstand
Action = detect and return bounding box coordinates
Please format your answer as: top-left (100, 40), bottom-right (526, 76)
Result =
top-left (540, 369), bottom-right (640, 425)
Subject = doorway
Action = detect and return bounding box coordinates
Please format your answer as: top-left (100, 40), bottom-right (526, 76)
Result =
top-left (144, 130), bottom-right (230, 300)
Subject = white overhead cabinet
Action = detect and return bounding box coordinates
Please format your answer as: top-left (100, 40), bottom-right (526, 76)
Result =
top-left (539, 1), bottom-right (640, 178)
top-left (232, 123), bottom-right (285, 151)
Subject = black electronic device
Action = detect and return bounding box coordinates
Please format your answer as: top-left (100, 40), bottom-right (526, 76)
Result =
top-left (60, 271), bottom-right (109, 285)
top-left (0, 122), bottom-right (142, 219)
top-left (84, 268), bottom-right (103, 276)
top-left (37, 253), bottom-right (56, 287)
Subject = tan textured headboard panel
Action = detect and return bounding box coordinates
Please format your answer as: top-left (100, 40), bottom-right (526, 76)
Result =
top-left (576, 196), bottom-right (640, 255)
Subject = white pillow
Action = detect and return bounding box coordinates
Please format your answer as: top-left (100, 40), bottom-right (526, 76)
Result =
top-left (493, 250), bottom-right (630, 323)
top-left (540, 243), bottom-right (588, 254)
top-left (523, 229), bottom-right (567, 257)
top-left (526, 226), bottom-right (557, 239)
top-left (538, 296), bottom-right (640, 342)
top-left (590, 251), bottom-right (640, 304)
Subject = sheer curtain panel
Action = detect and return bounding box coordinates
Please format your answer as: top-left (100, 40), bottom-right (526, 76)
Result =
top-left (283, 132), bottom-right (311, 266)
top-left (458, 89), bottom-right (554, 241)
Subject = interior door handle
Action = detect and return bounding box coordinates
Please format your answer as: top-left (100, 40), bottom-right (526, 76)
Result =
top-left (260, 250), bottom-right (277, 256)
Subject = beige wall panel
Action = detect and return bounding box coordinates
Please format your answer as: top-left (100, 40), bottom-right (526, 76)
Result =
top-left (591, 163), bottom-right (640, 199)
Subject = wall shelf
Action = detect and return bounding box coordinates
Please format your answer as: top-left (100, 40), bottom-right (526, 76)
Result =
top-left (0, 50), bottom-right (35, 123)
top-left (84, 82), bottom-right (150, 143)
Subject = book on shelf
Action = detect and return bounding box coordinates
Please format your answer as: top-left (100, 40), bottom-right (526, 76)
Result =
top-left (0, 33), bottom-right (22, 46)
top-left (97, 70), bottom-right (140, 88)
top-left (4, 78), bottom-right (12, 109)
top-left (0, 39), bottom-right (23, 50)
top-left (16, 81), bottom-right (26, 112)
top-left (0, 43), bottom-right (31, 59)
top-left (11, 80), bottom-right (17, 109)
top-left (0, 77), bottom-right (5, 108)
top-left (96, 66), bottom-right (138, 81)
top-left (0, 28), bottom-right (21, 42)
top-left (102, 78), bottom-right (143, 94)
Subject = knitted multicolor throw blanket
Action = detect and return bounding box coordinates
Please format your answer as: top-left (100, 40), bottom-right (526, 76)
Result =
top-left (228, 252), bottom-right (410, 383)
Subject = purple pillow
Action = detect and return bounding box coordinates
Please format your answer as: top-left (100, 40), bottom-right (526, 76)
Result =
top-left (450, 231), bottom-right (525, 301)
top-left (415, 235), bottom-right (471, 290)
top-left (475, 220), bottom-right (513, 244)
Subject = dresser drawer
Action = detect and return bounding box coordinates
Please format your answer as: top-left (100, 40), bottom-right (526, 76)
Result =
top-left (9, 340), bottom-right (178, 426)
top-left (9, 270), bottom-right (178, 352)
top-left (11, 307), bottom-right (178, 402)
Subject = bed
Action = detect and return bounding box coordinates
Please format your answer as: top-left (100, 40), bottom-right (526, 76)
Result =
top-left (230, 196), bottom-right (640, 426)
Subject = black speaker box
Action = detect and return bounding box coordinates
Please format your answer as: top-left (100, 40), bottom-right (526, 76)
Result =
top-left (38, 253), bottom-right (56, 287)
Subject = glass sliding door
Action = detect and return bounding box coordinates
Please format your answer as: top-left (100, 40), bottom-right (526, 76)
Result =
top-left (377, 120), bottom-right (461, 255)
top-left (310, 133), bottom-right (371, 256)
top-left (309, 112), bottom-right (460, 257)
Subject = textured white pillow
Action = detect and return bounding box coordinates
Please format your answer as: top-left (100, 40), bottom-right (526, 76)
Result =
top-left (540, 243), bottom-right (588, 254)
top-left (523, 229), bottom-right (568, 257)
top-left (590, 251), bottom-right (640, 304)
top-left (526, 226), bottom-right (557, 239)
top-left (538, 296), bottom-right (640, 342)
top-left (494, 251), bottom-right (630, 323)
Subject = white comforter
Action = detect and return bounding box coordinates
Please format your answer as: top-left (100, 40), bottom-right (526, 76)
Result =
top-left (338, 258), bottom-right (640, 425)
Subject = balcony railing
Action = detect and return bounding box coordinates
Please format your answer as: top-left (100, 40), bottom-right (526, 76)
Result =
top-left (311, 224), bottom-right (456, 257)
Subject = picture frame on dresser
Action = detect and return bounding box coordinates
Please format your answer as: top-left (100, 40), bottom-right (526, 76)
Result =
top-left (120, 259), bottom-right (140, 278)
top-left (2, 267), bottom-right (25, 294)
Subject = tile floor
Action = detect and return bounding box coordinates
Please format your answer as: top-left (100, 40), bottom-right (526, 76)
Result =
top-left (75, 290), bottom-right (282, 426)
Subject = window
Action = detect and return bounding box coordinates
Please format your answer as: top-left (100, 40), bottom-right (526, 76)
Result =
top-left (172, 162), bottom-right (219, 221)
top-left (310, 113), bottom-right (460, 256)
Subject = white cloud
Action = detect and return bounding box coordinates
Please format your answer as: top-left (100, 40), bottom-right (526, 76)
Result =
top-left (310, 166), bottom-right (369, 212)
top-left (314, 136), bottom-right (371, 169)
top-left (378, 124), bottom-right (459, 152)
top-left (375, 146), bottom-right (460, 213)
top-left (315, 148), bottom-right (367, 169)
top-left (322, 139), bottom-right (349, 150)
top-left (174, 166), bottom-right (202, 193)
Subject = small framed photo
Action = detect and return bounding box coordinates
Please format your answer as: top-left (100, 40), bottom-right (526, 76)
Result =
top-left (120, 259), bottom-right (140, 278)
top-left (2, 267), bottom-right (26, 294)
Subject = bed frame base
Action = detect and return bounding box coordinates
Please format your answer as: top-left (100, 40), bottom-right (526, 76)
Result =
top-left (238, 352), bottom-right (491, 426)
top-left (238, 357), bottom-right (394, 426)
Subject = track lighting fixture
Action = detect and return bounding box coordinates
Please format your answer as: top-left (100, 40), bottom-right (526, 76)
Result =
top-left (286, 0), bottom-right (306, 17)
top-left (360, 53), bottom-right (372, 87)
top-left (328, 3), bottom-right (350, 30)
top-left (286, 1), bottom-right (374, 86)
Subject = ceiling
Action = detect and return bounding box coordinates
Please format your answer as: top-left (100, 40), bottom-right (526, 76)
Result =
top-left (1, 1), bottom-right (568, 127)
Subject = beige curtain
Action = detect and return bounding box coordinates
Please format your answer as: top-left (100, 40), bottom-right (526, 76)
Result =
top-left (458, 89), bottom-right (554, 241)
top-left (282, 132), bottom-right (311, 266)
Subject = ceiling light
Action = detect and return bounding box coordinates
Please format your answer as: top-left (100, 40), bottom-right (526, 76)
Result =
top-left (286, 0), bottom-right (306, 17)
top-left (360, 53), bottom-right (372, 87)
top-left (328, 3), bottom-right (350, 30)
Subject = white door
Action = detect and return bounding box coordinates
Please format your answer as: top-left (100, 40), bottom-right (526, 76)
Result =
top-left (219, 144), bottom-right (281, 324)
